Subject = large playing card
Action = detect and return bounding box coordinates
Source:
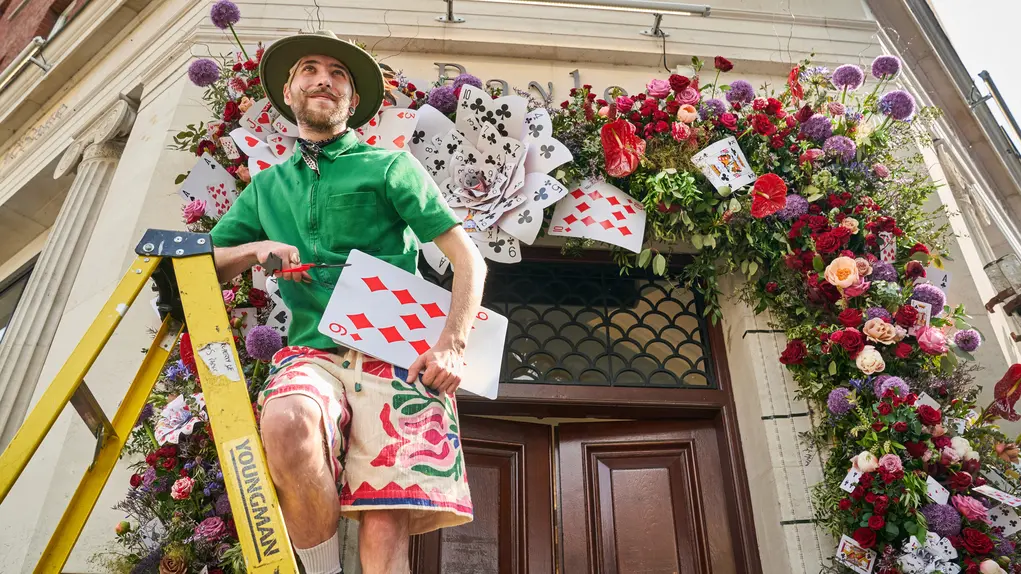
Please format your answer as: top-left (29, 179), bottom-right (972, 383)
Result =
top-left (974, 484), bottom-right (1021, 507)
top-left (271, 114), bottom-right (299, 138)
top-left (523, 137), bottom-right (572, 175)
top-left (266, 133), bottom-right (296, 159)
top-left (361, 108), bottom-right (418, 151)
top-left (318, 250), bottom-right (507, 399)
top-left (177, 154), bottom-right (239, 216)
top-left (455, 85), bottom-right (527, 140)
top-left (241, 98), bottom-right (276, 140)
top-left (691, 136), bottom-right (756, 192)
top-left (548, 179), bottom-right (646, 253)
top-left (410, 104), bottom-right (455, 158)
top-left (419, 241), bottom-right (451, 275)
top-left (926, 475), bottom-right (950, 505)
top-left (523, 108), bottom-right (553, 142)
top-left (264, 277), bottom-right (291, 337)
top-left (990, 503), bottom-right (1021, 536)
top-left (836, 535), bottom-right (876, 574)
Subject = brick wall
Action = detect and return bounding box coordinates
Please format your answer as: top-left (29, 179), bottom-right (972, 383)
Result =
top-left (0, 0), bottom-right (82, 71)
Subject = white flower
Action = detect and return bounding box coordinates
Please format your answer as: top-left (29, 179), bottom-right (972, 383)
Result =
top-left (980, 560), bottom-right (1007, 574)
top-left (964, 450), bottom-right (980, 461)
top-left (854, 451), bottom-right (879, 473)
top-left (855, 345), bottom-right (885, 375)
top-left (951, 436), bottom-right (971, 458)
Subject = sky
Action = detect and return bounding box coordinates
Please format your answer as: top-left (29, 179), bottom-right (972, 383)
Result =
top-left (929, 0), bottom-right (1021, 148)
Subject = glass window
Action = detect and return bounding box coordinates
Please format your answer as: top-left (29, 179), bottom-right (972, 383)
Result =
top-left (0, 267), bottom-right (32, 343)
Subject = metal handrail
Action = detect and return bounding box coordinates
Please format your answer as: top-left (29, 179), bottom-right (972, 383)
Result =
top-left (979, 70), bottom-right (1021, 158)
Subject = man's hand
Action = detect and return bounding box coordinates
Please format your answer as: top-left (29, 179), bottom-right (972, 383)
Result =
top-left (407, 337), bottom-right (465, 395)
top-left (254, 241), bottom-right (312, 283)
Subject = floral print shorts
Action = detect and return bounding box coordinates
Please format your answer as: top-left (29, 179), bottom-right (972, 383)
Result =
top-left (258, 346), bottom-right (472, 535)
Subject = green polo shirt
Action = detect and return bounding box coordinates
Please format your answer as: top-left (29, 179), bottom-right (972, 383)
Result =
top-left (210, 131), bottom-right (460, 350)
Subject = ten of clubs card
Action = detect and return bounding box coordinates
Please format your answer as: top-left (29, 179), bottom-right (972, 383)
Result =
top-left (318, 250), bottom-right (507, 399)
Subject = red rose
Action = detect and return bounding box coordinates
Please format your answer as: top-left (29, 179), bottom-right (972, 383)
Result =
top-left (859, 473), bottom-right (874, 488)
top-left (814, 232), bottom-right (843, 254)
top-left (865, 492), bottom-right (877, 504)
top-left (904, 441), bottom-right (928, 458)
top-left (873, 495), bottom-right (889, 515)
top-left (765, 282), bottom-right (779, 294)
top-left (916, 404), bottom-right (942, 426)
top-left (905, 261), bottom-right (926, 280)
top-left (161, 457), bottom-right (177, 470)
top-left (714, 56), bottom-right (734, 72)
top-left (871, 421), bottom-right (885, 431)
top-left (853, 527), bottom-right (877, 549)
top-left (910, 243), bottom-right (930, 255)
top-left (129, 474), bottom-right (143, 488)
top-left (654, 120), bottom-right (670, 133)
top-left (247, 288), bottom-right (268, 308)
top-left (868, 515), bottom-right (885, 530)
top-left (779, 339), bottom-right (808, 365)
top-left (665, 99), bottom-right (680, 114)
top-left (719, 113), bottom-right (738, 130)
top-left (933, 435), bottom-right (952, 449)
top-left (180, 468), bottom-right (189, 477)
top-left (838, 498), bottom-right (852, 510)
top-left (669, 74), bottom-right (691, 93)
top-left (832, 328), bottom-right (865, 358)
top-left (223, 101), bottom-right (241, 122)
top-left (838, 308), bottom-right (863, 328)
top-left (895, 305), bottom-right (919, 327)
top-left (961, 528), bottom-right (994, 555)
top-left (600, 120), bottom-right (646, 178)
top-left (145, 453), bottom-right (158, 466)
top-left (878, 402), bottom-right (893, 416)
top-left (750, 173), bottom-right (788, 218)
top-left (895, 342), bottom-right (913, 359)
top-left (751, 114), bottom-right (777, 136)
top-left (950, 472), bottom-right (973, 490)
top-left (893, 421), bottom-right (908, 432)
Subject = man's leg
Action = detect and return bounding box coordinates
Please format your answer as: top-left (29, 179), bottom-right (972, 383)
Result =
top-left (261, 395), bottom-right (342, 573)
top-left (359, 510), bottom-right (411, 574)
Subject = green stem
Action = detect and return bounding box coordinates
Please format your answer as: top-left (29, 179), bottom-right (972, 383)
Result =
top-left (251, 361), bottom-right (264, 385)
top-left (144, 422), bottom-right (159, 450)
top-left (710, 69), bottom-right (721, 99)
top-left (229, 25), bottom-right (250, 61)
top-left (840, 86), bottom-right (847, 105)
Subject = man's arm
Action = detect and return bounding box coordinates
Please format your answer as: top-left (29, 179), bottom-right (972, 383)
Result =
top-left (406, 226), bottom-right (487, 393)
top-left (213, 241), bottom-right (312, 284)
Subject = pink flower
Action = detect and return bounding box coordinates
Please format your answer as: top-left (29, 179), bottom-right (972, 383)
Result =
top-left (170, 477), bottom-right (194, 500)
top-left (598, 106), bottom-right (610, 117)
top-left (671, 122), bottom-right (692, 142)
top-left (676, 104), bottom-right (699, 123)
top-left (646, 79), bottom-right (671, 99)
top-left (942, 446), bottom-right (961, 464)
top-left (952, 494), bottom-right (991, 524)
top-left (799, 148), bottom-right (825, 165)
top-left (878, 454), bottom-right (902, 474)
top-left (917, 327), bottom-right (949, 355)
top-left (873, 163), bottom-right (890, 178)
top-left (615, 95), bottom-right (635, 112)
top-left (676, 86), bottom-right (701, 106)
top-left (194, 517), bottom-right (228, 542)
top-left (183, 199), bottom-right (207, 224)
top-left (843, 277), bottom-right (871, 298)
top-left (222, 289), bottom-right (236, 305)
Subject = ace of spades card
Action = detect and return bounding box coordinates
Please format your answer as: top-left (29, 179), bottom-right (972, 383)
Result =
top-left (836, 535), bottom-right (876, 574)
top-left (241, 98), bottom-right (276, 140)
top-left (691, 136), bottom-right (757, 192)
top-left (177, 154), bottom-right (239, 215)
top-left (264, 277), bottom-right (292, 337)
top-left (318, 250), bottom-right (507, 399)
top-left (548, 179), bottom-right (647, 253)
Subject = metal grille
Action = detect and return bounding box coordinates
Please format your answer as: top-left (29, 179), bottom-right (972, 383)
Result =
top-left (424, 260), bottom-right (715, 389)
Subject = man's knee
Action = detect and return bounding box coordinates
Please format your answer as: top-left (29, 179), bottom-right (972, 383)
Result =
top-left (260, 395), bottom-right (322, 463)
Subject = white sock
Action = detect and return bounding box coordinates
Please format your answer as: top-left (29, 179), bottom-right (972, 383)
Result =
top-left (294, 529), bottom-right (342, 574)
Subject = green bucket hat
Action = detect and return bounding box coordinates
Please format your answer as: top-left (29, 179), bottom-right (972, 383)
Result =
top-left (259, 30), bottom-right (384, 130)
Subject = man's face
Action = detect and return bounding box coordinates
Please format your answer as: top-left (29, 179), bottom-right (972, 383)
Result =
top-left (283, 54), bottom-right (360, 132)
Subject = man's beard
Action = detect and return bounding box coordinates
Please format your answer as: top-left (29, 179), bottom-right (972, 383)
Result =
top-left (291, 87), bottom-right (350, 132)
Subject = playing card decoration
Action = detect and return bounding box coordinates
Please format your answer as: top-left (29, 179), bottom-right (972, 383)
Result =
top-left (154, 394), bottom-right (206, 445)
top-left (230, 127), bottom-right (285, 176)
top-left (240, 98), bottom-right (275, 140)
top-left (896, 532), bottom-right (960, 574)
top-left (548, 179), bottom-right (647, 253)
top-left (836, 535), bottom-right (876, 574)
top-left (356, 106), bottom-right (420, 151)
top-left (176, 154), bottom-right (240, 217)
top-left (408, 84), bottom-right (574, 268)
top-left (264, 277), bottom-right (291, 337)
top-left (318, 250), bottom-right (508, 399)
top-left (691, 136), bottom-right (756, 192)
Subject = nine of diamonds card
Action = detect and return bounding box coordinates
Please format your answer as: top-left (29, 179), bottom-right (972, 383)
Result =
top-left (317, 250), bottom-right (508, 399)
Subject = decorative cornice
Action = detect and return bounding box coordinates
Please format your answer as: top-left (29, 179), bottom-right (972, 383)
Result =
top-left (54, 98), bottom-right (137, 178)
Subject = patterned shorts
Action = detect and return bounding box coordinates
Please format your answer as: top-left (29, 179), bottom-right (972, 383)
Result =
top-left (257, 346), bottom-right (473, 535)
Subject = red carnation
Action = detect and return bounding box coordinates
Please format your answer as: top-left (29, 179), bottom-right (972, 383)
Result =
top-left (868, 515), bottom-right (885, 530)
top-left (893, 421), bottom-right (908, 432)
top-left (750, 173), bottom-right (788, 218)
top-left (161, 457), bottom-right (177, 470)
top-left (600, 119), bottom-right (646, 178)
top-left (714, 56), bottom-right (734, 72)
top-left (961, 528), bottom-right (994, 555)
top-left (910, 243), bottom-right (930, 255)
top-left (895, 305), bottom-right (919, 328)
top-left (668, 74), bottom-right (690, 93)
top-left (765, 98), bottom-right (784, 116)
top-left (145, 453), bottom-right (158, 466)
top-left (859, 473), bottom-right (874, 489)
top-left (232, 62), bottom-right (242, 72)
top-left (751, 114), bottom-right (777, 136)
top-left (779, 339), bottom-right (807, 365)
top-left (243, 60), bottom-right (257, 71)
top-left (853, 527), bottom-right (877, 549)
top-left (895, 342), bottom-right (913, 359)
top-left (916, 404), bottom-right (942, 426)
top-left (129, 474), bottom-right (143, 488)
top-left (765, 282), bottom-right (779, 294)
top-left (878, 402), bottom-right (893, 416)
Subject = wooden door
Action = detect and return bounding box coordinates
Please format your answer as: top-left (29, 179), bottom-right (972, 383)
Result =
top-left (410, 417), bottom-right (555, 574)
top-left (558, 420), bottom-right (740, 574)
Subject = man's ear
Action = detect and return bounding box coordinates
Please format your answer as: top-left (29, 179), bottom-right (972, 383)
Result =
top-left (283, 82), bottom-right (292, 107)
top-left (350, 91), bottom-right (360, 110)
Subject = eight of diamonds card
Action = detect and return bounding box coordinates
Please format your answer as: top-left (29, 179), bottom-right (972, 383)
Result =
top-left (318, 250), bottom-right (508, 399)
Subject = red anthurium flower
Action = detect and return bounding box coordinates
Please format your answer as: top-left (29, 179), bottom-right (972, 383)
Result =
top-left (788, 65), bottom-right (804, 102)
top-left (600, 119), bottom-right (646, 178)
top-left (750, 173), bottom-right (788, 218)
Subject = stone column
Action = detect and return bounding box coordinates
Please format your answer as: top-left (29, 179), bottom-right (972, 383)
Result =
top-left (0, 98), bottom-right (137, 448)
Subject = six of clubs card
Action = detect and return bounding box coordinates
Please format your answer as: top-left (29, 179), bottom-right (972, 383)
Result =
top-left (318, 250), bottom-right (508, 399)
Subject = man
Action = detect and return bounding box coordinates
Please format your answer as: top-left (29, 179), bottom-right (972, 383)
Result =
top-left (209, 31), bottom-right (486, 574)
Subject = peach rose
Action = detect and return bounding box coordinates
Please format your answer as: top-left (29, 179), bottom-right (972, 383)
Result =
top-left (824, 256), bottom-right (860, 289)
top-left (676, 104), bottom-right (699, 123)
top-left (841, 218), bottom-right (860, 234)
top-left (855, 345), bottom-right (885, 375)
top-left (598, 106), bottom-right (610, 117)
top-left (855, 257), bottom-right (872, 276)
top-left (853, 451), bottom-right (879, 473)
top-left (237, 166), bottom-right (251, 183)
top-left (862, 318), bottom-right (897, 345)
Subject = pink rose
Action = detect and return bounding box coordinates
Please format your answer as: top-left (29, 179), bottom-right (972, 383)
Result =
top-left (598, 106), bottom-right (610, 117)
top-left (222, 289), bottom-right (236, 305)
top-left (676, 86), bottom-right (701, 106)
top-left (676, 104), bottom-right (699, 123)
top-left (182, 199), bottom-right (207, 224)
top-left (843, 277), bottom-right (871, 298)
top-left (646, 79), bottom-right (671, 99)
top-left (952, 494), bottom-right (991, 524)
top-left (615, 95), bottom-right (635, 112)
top-left (942, 446), bottom-right (961, 464)
top-left (917, 327), bottom-right (949, 355)
top-left (170, 477), bottom-right (194, 500)
top-left (878, 454), bottom-right (902, 474)
top-left (671, 122), bottom-right (692, 142)
top-left (855, 257), bottom-right (873, 276)
top-left (194, 517), bottom-right (228, 542)
top-left (873, 163), bottom-right (890, 178)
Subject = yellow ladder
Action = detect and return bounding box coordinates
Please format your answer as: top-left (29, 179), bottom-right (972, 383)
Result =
top-left (0, 229), bottom-right (298, 574)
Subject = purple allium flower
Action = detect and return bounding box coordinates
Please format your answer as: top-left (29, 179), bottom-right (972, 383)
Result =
top-left (800, 66), bottom-right (830, 82)
top-left (776, 194), bottom-right (809, 221)
top-left (995, 539), bottom-right (1016, 557)
top-left (823, 135), bottom-right (857, 162)
top-left (726, 80), bottom-right (755, 104)
top-left (911, 283), bottom-right (946, 317)
top-left (451, 73), bottom-right (483, 91)
top-left (866, 307), bottom-right (893, 323)
top-left (195, 517), bottom-right (228, 542)
top-left (428, 86), bottom-right (457, 115)
top-left (188, 58), bottom-right (220, 87)
top-left (215, 493), bottom-right (232, 515)
top-left (872, 375), bottom-right (908, 397)
top-left (827, 387), bottom-right (853, 416)
top-left (827, 102), bottom-right (846, 116)
top-left (209, 0), bottom-right (240, 29)
top-left (832, 65), bottom-right (865, 91)
top-left (871, 55), bottom-right (902, 80)
top-left (870, 261), bottom-right (897, 282)
top-left (246, 325), bottom-right (283, 361)
top-left (799, 114), bottom-right (833, 141)
top-left (131, 550), bottom-right (163, 574)
top-left (135, 402), bottom-right (154, 427)
top-left (920, 503), bottom-right (963, 538)
top-left (699, 98), bottom-right (726, 119)
top-left (954, 329), bottom-right (981, 352)
top-left (142, 467), bottom-right (157, 488)
top-left (878, 90), bottom-right (916, 121)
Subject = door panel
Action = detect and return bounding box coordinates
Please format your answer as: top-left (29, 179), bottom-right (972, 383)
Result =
top-left (411, 416), bottom-right (555, 574)
top-left (558, 420), bottom-right (738, 574)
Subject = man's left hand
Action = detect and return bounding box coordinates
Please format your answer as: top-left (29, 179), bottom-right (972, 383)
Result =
top-left (406, 341), bottom-right (464, 395)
